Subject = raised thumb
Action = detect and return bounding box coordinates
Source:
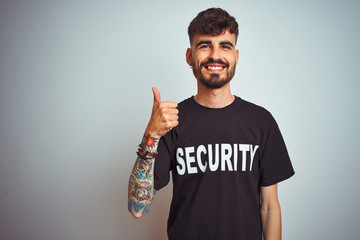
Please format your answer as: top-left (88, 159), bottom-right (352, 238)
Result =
top-left (152, 87), bottom-right (161, 103)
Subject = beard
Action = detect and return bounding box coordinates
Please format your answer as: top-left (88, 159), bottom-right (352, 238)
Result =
top-left (192, 59), bottom-right (236, 89)
top-left (198, 73), bottom-right (232, 89)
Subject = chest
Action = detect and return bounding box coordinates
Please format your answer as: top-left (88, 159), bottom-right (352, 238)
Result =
top-left (173, 112), bottom-right (264, 177)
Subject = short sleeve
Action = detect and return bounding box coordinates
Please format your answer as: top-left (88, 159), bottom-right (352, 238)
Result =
top-left (259, 113), bottom-right (295, 186)
top-left (154, 131), bottom-right (175, 191)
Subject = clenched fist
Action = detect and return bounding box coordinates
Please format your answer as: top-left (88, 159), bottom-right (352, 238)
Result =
top-left (144, 87), bottom-right (179, 138)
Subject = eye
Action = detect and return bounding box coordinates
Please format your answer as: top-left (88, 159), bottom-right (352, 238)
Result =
top-left (222, 45), bottom-right (231, 49)
top-left (199, 45), bottom-right (210, 49)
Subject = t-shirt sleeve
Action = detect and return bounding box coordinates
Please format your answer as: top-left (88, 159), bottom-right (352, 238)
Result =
top-left (259, 113), bottom-right (295, 186)
top-left (154, 131), bottom-right (175, 191)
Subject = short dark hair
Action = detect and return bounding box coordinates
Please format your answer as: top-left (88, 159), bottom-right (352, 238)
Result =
top-left (188, 8), bottom-right (239, 45)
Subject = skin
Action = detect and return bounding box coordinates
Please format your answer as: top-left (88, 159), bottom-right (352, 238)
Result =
top-left (128, 134), bottom-right (159, 218)
top-left (128, 87), bottom-right (178, 218)
top-left (186, 30), bottom-right (239, 109)
top-left (128, 29), bottom-right (282, 239)
top-left (261, 184), bottom-right (282, 240)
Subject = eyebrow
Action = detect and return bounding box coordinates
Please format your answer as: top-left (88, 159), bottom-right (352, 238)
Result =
top-left (195, 40), bottom-right (234, 48)
top-left (220, 41), bottom-right (234, 47)
top-left (196, 40), bottom-right (212, 48)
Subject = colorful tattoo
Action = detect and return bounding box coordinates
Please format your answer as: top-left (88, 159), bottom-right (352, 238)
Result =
top-left (146, 137), bottom-right (155, 147)
top-left (140, 134), bottom-right (159, 153)
top-left (128, 134), bottom-right (159, 216)
top-left (128, 199), bottom-right (150, 214)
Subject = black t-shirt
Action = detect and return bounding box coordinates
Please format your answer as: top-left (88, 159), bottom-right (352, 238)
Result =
top-left (154, 96), bottom-right (294, 240)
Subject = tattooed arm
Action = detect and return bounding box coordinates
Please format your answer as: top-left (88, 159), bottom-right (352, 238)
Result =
top-left (128, 134), bottom-right (159, 218)
top-left (128, 87), bottom-right (178, 218)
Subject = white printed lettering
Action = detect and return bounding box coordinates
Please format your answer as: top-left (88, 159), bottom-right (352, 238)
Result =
top-left (209, 144), bottom-right (219, 171)
top-left (196, 145), bottom-right (207, 172)
top-left (233, 143), bottom-right (238, 171)
top-left (239, 144), bottom-right (250, 171)
top-left (221, 144), bottom-right (233, 171)
top-left (175, 143), bottom-right (259, 175)
top-left (250, 145), bottom-right (259, 171)
top-left (185, 147), bottom-right (197, 174)
top-left (176, 148), bottom-right (186, 175)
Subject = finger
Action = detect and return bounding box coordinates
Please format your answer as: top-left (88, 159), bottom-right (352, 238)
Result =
top-left (160, 114), bottom-right (178, 124)
top-left (167, 114), bottom-right (179, 121)
top-left (171, 120), bottom-right (179, 128)
top-left (152, 87), bottom-right (161, 104)
top-left (160, 101), bottom-right (178, 108)
top-left (164, 108), bottom-right (179, 115)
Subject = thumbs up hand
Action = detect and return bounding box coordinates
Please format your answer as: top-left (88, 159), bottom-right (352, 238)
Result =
top-left (145, 87), bottom-right (179, 138)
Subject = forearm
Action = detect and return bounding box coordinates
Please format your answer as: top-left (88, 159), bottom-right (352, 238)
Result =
top-left (128, 134), bottom-right (159, 218)
top-left (128, 87), bottom-right (178, 218)
top-left (260, 203), bottom-right (282, 240)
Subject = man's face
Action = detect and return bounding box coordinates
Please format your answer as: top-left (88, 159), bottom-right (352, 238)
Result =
top-left (186, 30), bottom-right (239, 89)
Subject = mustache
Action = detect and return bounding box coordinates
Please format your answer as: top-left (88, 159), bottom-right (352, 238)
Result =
top-left (200, 59), bottom-right (229, 68)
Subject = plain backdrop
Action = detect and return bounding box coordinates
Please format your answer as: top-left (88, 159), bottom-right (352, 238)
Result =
top-left (1, 0), bottom-right (359, 239)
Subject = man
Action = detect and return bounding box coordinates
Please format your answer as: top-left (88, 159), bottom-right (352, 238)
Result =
top-left (128, 8), bottom-right (294, 240)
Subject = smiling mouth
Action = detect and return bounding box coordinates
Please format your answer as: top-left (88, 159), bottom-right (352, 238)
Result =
top-left (205, 65), bottom-right (225, 70)
top-left (201, 60), bottom-right (229, 72)
top-left (203, 64), bottom-right (227, 72)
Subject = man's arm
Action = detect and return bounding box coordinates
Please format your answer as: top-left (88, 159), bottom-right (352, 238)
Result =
top-left (260, 184), bottom-right (282, 240)
top-left (128, 134), bottom-right (159, 218)
top-left (128, 87), bottom-right (178, 218)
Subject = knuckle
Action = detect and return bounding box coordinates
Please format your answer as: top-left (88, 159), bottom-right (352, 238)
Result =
top-left (162, 108), bottom-right (168, 113)
top-left (161, 112), bottom-right (169, 120)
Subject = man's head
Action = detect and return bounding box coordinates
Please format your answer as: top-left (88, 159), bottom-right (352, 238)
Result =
top-left (186, 8), bottom-right (239, 89)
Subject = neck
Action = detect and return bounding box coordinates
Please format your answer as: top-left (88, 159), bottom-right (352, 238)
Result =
top-left (194, 82), bottom-right (234, 108)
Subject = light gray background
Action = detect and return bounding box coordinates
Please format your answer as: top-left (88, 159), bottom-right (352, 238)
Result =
top-left (1, 0), bottom-right (359, 239)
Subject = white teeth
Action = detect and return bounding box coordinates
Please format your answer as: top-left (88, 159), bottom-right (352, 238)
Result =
top-left (208, 66), bottom-right (223, 70)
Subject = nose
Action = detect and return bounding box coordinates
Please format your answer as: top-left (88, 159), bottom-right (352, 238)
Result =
top-left (209, 46), bottom-right (220, 60)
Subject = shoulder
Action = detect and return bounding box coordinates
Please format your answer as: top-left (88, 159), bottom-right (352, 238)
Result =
top-left (235, 97), bottom-right (275, 122)
top-left (176, 96), bottom-right (197, 118)
top-left (177, 96), bottom-right (194, 109)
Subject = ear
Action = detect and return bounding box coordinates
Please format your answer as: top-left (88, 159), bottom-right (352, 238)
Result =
top-left (235, 49), bottom-right (239, 65)
top-left (186, 48), bottom-right (192, 66)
